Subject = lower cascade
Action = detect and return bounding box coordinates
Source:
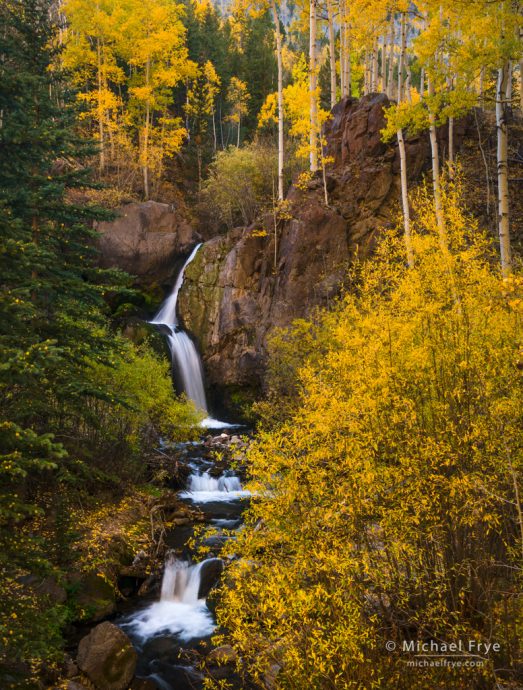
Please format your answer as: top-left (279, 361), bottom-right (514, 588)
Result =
top-left (121, 555), bottom-right (218, 643)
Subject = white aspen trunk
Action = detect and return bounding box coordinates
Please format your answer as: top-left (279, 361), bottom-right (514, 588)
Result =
top-left (479, 64), bottom-right (485, 109)
top-left (420, 67), bottom-right (425, 98)
top-left (339, 0), bottom-right (345, 97)
top-left (270, 0), bottom-right (285, 200)
top-left (327, 0), bottom-right (337, 107)
top-left (97, 38), bottom-right (105, 172)
top-left (428, 76), bottom-right (447, 250)
top-left (398, 11), bottom-right (407, 103)
top-left (372, 42), bottom-right (378, 92)
top-left (309, 0), bottom-right (319, 171)
top-left (448, 116), bottom-right (454, 178)
top-left (345, 23), bottom-right (352, 96)
top-left (397, 128), bottom-right (414, 267)
top-left (387, 13), bottom-right (395, 99)
top-left (380, 41), bottom-right (386, 92)
top-left (143, 57), bottom-right (151, 200)
top-left (506, 59), bottom-right (513, 104)
top-left (497, 62), bottom-right (512, 276)
top-left (237, 114), bottom-right (241, 147)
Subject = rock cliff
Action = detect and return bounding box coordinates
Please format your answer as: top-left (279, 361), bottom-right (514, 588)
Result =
top-left (178, 94), bottom-right (472, 412)
top-left (96, 200), bottom-right (200, 285)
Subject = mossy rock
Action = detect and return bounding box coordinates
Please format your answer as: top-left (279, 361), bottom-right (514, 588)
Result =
top-left (68, 571), bottom-right (116, 622)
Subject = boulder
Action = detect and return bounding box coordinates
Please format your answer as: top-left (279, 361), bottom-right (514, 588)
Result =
top-left (207, 645), bottom-right (238, 666)
top-left (66, 682), bottom-right (90, 690)
top-left (96, 201), bottom-right (201, 284)
top-left (198, 558), bottom-right (224, 598)
top-left (77, 621), bottom-right (137, 690)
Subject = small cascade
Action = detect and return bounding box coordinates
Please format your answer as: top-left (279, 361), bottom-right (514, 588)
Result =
top-left (180, 470), bottom-right (250, 503)
top-left (121, 555), bottom-right (217, 644)
top-left (160, 556), bottom-right (204, 603)
top-left (189, 472), bottom-right (242, 493)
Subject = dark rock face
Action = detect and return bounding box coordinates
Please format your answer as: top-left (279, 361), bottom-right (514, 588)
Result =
top-left (198, 558), bottom-right (224, 598)
top-left (77, 621), bottom-right (137, 690)
top-left (68, 571), bottom-right (116, 622)
top-left (178, 94), bottom-right (471, 409)
top-left (96, 201), bottom-right (201, 284)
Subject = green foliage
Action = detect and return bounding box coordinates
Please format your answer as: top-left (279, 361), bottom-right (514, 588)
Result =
top-left (213, 182), bottom-right (523, 689)
top-left (199, 142), bottom-right (279, 229)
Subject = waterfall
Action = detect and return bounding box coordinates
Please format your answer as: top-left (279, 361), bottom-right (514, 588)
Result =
top-left (188, 472), bottom-right (242, 493)
top-left (121, 555), bottom-right (216, 643)
top-left (150, 245), bottom-right (208, 414)
top-left (180, 470), bottom-right (250, 503)
top-left (160, 557), bottom-right (204, 604)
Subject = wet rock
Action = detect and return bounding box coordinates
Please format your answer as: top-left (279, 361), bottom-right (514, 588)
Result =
top-left (68, 571), bottom-right (116, 622)
top-left (77, 621), bottom-right (137, 690)
top-left (96, 201), bottom-right (200, 285)
top-left (198, 558), bottom-right (224, 598)
top-left (66, 682), bottom-right (90, 690)
top-left (129, 676), bottom-right (162, 690)
top-left (207, 645), bottom-right (238, 666)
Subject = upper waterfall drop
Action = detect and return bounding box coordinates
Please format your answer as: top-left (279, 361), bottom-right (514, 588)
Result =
top-left (150, 245), bottom-right (237, 429)
top-left (150, 245), bottom-right (209, 414)
top-left (151, 243), bottom-right (202, 327)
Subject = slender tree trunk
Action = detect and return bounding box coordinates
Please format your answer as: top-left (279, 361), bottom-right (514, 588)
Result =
top-left (420, 67), bottom-right (425, 98)
top-left (212, 111), bottom-right (217, 151)
top-left (339, 0), bottom-right (345, 97)
top-left (143, 57), bottom-right (151, 200)
top-left (398, 11), bottom-right (407, 103)
top-left (237, 115), bottom-right (241, 147)
top-left (371, 42), bottom-right (378, 92)
top-left (309, 0), bottom-right (318, 171)
top-left (479, 64), bottom-right (485, 109)
top-left (327, 0), bottom-right (337, 107)
top-left (270, 0), bottom-right (285, 200)
top-left (345, 23), bottom-right (352, 97)
top-left (497, 61), bottom-right (512, 276)
top-left (448, 116), bottom-right (454, 178)
top-left (397, 128), bottom-right (414, 267)
top-left (428, 76), bottom-right (447, 250)
top-left (387, 13), bottom-right (395, 99)
top-left (97, 38), bottom-right (105, 172)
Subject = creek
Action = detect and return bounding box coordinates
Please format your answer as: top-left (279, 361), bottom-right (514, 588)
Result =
top-left (118, 247), bottom-right (250, 689)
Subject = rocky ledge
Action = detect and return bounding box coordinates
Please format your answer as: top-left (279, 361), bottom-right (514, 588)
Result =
top-left (96, 200), bottom-right (201, 285)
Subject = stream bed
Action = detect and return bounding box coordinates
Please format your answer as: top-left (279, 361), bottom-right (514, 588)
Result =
top-left (117, 430), bottom-right (250, 690)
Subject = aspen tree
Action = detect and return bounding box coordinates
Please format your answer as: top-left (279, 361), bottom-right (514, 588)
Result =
top-left (269, 0), bottom-right (285, 199)
top-left (386, 11), bottom-right (395, 99)
top-left (309, 0), bottom-right (319, 171)
top-left (326, 0), bottom-right (337, 107)
top-left (497, 60), bottom-right (512, 276)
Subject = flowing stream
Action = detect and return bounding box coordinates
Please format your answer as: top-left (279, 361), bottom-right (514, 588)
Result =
top-left (119, 452), bottom-right (250, 689)
top-left (119, 246), bottom-right (249, 688)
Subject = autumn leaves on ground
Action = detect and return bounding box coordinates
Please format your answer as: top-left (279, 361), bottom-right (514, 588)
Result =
top-left (1, 0), bottom-right (522, 689)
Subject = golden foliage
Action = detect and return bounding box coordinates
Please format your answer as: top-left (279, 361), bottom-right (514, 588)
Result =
top-left (210, 182), bottom-right (523, 689)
